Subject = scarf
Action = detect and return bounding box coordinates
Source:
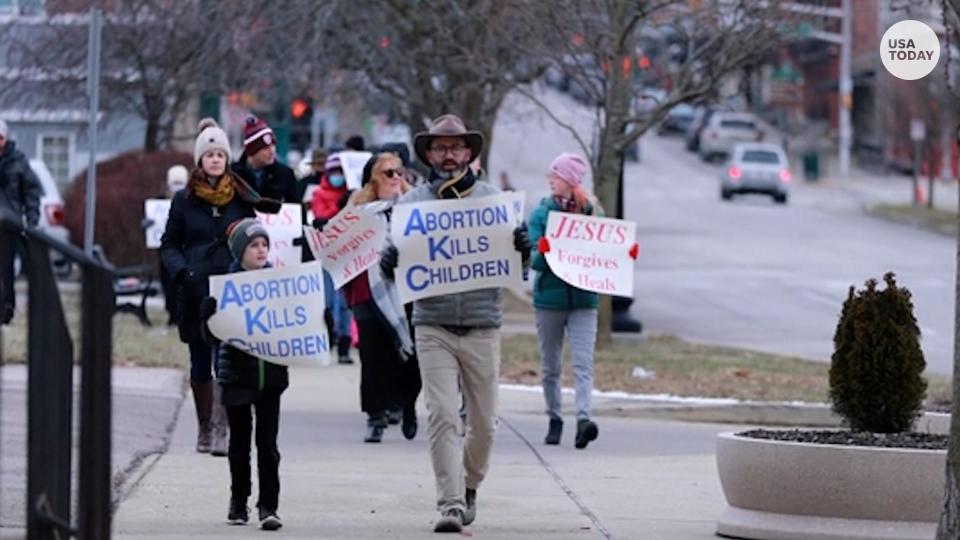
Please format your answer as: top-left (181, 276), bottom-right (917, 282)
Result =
top-left (189, 168), bottom-right (280, 209)
top-left (359, 201), bottom-right (415, 361)
top-left (430, 168), bottom-right (477, 199)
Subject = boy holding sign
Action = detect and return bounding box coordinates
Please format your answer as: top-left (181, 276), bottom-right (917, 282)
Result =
top-left (380, 115), bottom-right (532, 533)
top-left (527, 153), bottom-right (639, 450)
top-left (200, 219), bottom-right (288, 531)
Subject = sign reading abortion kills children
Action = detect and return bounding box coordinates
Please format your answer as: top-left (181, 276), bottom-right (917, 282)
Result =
top-left (206, 262), bottom-right (329, 366)
top-left (543, 212), bottom-right (637, 297)
top-left (391, 192), bottom-right (525, 303)
top-left (256, 203), bottom-right (302, 269)
top-left (303, 203), bottom-right (388, 289)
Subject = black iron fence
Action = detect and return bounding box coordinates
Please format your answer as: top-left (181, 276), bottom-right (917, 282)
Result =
top-left (1, 212), bottom-right (113, 540)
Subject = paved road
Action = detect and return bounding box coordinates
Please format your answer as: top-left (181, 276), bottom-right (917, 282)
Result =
top-left (490, 86), bottom-right (957, 375)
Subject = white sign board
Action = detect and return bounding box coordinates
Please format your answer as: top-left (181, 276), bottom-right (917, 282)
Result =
top-left (391, 192), bottom-right (525, 303)
top-left (337, 151), bottom-right (373, 190)
top-left (256, 203), bottom-right (302, 268)
top-left (303, 204), bottom-right (388, 289)
top-left (543, 212), bottom-right (637, 297)
top-left (144, 199), bottom-right (171, 249)
top-left (207, 262), bottom-right (328, 366)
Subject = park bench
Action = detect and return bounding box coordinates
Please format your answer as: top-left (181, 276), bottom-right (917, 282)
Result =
top-left (90, 245), bottom-right (159, 326)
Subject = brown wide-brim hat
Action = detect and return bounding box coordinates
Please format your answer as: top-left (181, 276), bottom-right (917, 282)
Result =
top-left (414, 114), bottom-right (484, 166)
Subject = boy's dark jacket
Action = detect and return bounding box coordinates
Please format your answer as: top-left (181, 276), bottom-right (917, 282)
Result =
top-left (202, 261), bottom-right (289, 407)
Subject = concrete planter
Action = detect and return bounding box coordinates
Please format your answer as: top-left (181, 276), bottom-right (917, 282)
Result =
top-left (715, 431), bottom-right (946, 540)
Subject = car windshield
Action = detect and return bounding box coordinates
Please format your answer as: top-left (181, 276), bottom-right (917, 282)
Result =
top-left (741, 150), bottom-right (781, 164)
top-left (721, 119), bottom-right (756, 130)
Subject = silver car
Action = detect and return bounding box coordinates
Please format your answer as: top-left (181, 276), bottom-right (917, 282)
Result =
top-left (699, 112), bottom-right (762, 161)
top-left (720, 143), bottom-right (790, 204)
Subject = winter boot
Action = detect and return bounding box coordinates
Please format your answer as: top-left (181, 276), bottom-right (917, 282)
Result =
top-left (574, 419), bottom-right (599, 450)
top-left (544, 418), bottom-right (563, 445)
top-left (337, 335), bottom-right (353, 364)
top-left (464, 488), bottom-right (477, 526)
top-left (191, 381), bottom-right (213, 453)
top-left (209, 383), bottom-right (229, 457)
top-left (227, 496), bottom-right (249, 525)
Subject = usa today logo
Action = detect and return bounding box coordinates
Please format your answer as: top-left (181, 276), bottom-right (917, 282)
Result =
top-left (881, 20), bottom-right (941, 80)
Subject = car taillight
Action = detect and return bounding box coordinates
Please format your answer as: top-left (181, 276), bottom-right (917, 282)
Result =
top-left (779, 169), bottom-right (792, 183)
top-left (728, 166), bottom-right (742, 180)
top-left (44, 203), bottom-right (64, 226)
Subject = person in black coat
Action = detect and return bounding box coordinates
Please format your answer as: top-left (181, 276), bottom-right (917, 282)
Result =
top-left (200, 218), bottom-right (288, 530)
top-left (231, 116), bottom-right (299, 205)
top-left (0, 119), bottom-right (42, 325)
top-left (160, 118), bottom-right (281, 457)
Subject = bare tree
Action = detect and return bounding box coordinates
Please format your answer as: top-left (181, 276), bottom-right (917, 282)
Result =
top-left (507, 0), bottom-right (790, 345)
top-left (318, 0), bottom-right (549, 164)
top-left (2, 0), bottom-right (263, 151)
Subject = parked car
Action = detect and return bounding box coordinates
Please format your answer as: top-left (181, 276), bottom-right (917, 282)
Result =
top-left (720, 143), bottom-right (790, 204)
top-left (26, 160), bottom-right (71, 275)
top-left (699, 112), bottom-right (763, 162)
top-left (657, 103), bottom-right (695, 136)
top-left (684, 106), bottom-right (716, 152)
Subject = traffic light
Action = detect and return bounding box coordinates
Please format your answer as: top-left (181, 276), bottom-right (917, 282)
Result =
top-left (290, 97), bottom-right (312, 152)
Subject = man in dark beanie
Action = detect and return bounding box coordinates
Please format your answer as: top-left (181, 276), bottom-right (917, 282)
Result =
top-left (345, 134), bottom-right (365, 151)
top-left (0, 119), bottom-right (41, 325)
top-left (380, 114), bottom-right (532, 533)
top-left (232, 115), bottom-right (299, 207)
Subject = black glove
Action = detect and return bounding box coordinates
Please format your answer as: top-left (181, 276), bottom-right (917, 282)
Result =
top-left (174, 269), bottom-right (191, 284)
top-left (199, 296), bottom-right (217, 321)
top-left (379, 245), bottom-right (398, 279)
top-left (513, 224), bottom-right (531, 261)
top-left (312, 216), bottom-right (329, 230)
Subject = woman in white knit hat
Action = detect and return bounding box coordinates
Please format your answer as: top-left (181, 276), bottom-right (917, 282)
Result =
top-left (160, 118), bottom-right (281, 456)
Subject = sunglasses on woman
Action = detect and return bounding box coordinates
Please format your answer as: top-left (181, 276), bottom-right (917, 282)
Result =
top-left (382, 168), bottom-right (405, 178)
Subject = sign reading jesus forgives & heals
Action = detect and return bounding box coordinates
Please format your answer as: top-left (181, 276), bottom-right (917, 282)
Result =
top-left (543, 212), bottom-right (636, 297)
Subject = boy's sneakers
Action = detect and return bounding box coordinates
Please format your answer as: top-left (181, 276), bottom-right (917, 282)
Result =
top-left (433, 508), bottom-right (464, 533)
top-left (259, 508), bottom-right (283, 531)
top-left (227, 498), bottom-right (248, 525)
top-left (464, 488), bottom-right (477, 525)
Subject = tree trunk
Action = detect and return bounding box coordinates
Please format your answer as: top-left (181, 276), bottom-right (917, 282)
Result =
top-left (935, 168), bottom-right (960, 538)
top-left (143, 112), bottom-right (161, 152)
top-left (591, 0), bottom-right (636, 348)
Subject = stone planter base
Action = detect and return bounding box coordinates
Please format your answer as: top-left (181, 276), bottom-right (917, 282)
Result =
top-left (716, 432), bottom-right (945, 540)
top-left (717, 506), bottom-right (935, 540)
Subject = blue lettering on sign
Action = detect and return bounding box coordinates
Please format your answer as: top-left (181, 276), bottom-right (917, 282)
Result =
top-left (408, 265), bottom-right (430, 291)
top-left (218, 273), bottom-right (324, 310)
top-left (428, 236), bottom-right (452, 261)
top-left (403, 205), bottom-right (511, 236)
top-left (245, 306), bottom-right (270, 335)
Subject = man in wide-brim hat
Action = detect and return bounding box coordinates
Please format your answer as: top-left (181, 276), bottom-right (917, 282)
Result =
top-left (379, 114), bottom-right (532, 533)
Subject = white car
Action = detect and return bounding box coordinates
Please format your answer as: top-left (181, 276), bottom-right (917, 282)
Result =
top-left (720, 143), bottom-right (791, 204)
top-left (699, 112), bottom-right (763, 162)
top-left (27, 159), bottom-right (72, 275)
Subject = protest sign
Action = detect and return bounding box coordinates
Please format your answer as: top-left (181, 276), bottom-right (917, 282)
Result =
top-left (337, 150), bottom-right (374, 190)
top-left (303, 203), bottom-right (388, 289)
top-left (256, 203), bottom-right (302, 268)
top-left (391, 192), bottom-right (525, 303)
top-left (543, 212), bottom-right (637, 297)
top-left (207, 262), bottom-right (328, 366)
top-left (143, 199), bottom-right (171, 249)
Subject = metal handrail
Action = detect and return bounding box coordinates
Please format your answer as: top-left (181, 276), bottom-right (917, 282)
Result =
top-left (1, 211), bottom-right (114, 540)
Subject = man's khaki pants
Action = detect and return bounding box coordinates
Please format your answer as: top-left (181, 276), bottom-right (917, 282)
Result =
top-left (416, 325), bottom-right (500, 512)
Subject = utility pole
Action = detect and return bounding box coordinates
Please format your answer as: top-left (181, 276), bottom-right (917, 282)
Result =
top-left (839, 0), bottom-right (852, 177)
top-left (83, 8), bottom-right (102, 255)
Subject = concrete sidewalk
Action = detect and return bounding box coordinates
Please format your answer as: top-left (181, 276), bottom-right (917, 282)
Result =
top-left (113, 361), bottom-right (730, 539)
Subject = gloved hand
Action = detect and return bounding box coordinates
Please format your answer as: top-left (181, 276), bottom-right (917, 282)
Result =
top-left (312, 216), bottom-right (329, 230)
top-left (629, 242), bottom-right (640, 260)
top-left (513, 224), bottom-right (531, 261)
top-left (199, 296), bottom-right (217, 321)
top-left (379, 245), bottom-right (398, 279)
top-left (537, 237), bottom-right (550, 254)
top-left (175, 269), bottom-right (192, 284)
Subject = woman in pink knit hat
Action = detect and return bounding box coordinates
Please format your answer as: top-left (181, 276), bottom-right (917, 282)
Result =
top-left (526, 153), bottom-right (609, 449)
